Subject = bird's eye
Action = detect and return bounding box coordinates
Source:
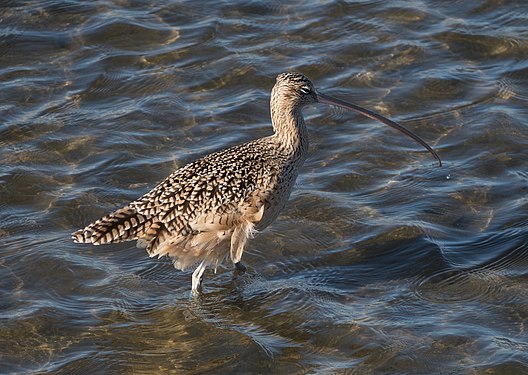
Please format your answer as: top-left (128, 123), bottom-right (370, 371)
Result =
top-left (300, 86), bottom-right (311, 95)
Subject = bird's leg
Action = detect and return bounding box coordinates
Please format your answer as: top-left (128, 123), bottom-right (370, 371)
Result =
top-left (191, 261), bottom-right (207, 295)
top-left (234, 262), bottom-right (247, 272)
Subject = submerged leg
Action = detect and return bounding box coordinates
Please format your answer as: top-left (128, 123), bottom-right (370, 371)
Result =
top-left (234, 262), bottom-right (247, 272)
top-left (191, 261), bottom-right (207, 294)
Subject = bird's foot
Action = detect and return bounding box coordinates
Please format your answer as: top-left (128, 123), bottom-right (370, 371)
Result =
top-left (234, 262), bottom-right (247, 273)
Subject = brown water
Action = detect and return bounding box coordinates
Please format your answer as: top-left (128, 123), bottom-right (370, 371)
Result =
top-left (1, 1), bottom-right (528, 373)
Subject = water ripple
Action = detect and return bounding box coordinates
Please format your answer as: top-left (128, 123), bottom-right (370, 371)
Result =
top-left (2, 0), bottom-right (528, 373)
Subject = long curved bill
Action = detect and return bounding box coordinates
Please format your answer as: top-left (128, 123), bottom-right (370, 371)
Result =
top-left (316, 92), bottom-right (442, 167)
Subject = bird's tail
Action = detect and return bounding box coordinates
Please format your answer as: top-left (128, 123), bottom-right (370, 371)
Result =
top-left (72, 206), bottom-right (150, 245)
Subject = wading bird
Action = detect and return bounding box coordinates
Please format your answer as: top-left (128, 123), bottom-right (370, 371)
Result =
top-left (73, 72), bottom-right (441, 294)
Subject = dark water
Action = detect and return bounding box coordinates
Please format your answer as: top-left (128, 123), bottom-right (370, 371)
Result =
top-left (1, 1), bottom-right (528, 373)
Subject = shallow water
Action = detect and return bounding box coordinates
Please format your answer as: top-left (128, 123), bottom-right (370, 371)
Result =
top-left (1, 0), bottom-right (528, 373)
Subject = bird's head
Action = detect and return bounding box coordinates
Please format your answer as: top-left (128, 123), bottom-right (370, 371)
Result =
top-left (271, 72), bottom-right (442, 166)
top-left (272, 72), bottom-right (318, 107)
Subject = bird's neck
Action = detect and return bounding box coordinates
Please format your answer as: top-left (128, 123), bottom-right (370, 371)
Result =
top-left (270, 104), bottom-right (309, 157)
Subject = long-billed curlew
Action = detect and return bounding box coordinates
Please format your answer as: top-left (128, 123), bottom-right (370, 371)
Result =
top-left (72, 72), bottom-right (441, 294)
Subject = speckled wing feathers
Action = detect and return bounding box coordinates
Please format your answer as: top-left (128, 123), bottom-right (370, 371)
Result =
top-left (131, 141), bottom-right (277, 223)
top-left (72, 138), bottom-right (283, 269)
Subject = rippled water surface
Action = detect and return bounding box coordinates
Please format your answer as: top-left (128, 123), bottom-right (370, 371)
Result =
top-left (2, 1), bottom-right (528, 373)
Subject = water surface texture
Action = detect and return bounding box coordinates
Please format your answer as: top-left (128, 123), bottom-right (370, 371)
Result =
top-left (1, 1), bottom-right (528, 373)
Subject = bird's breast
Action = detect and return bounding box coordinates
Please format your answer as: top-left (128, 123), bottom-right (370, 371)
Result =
top-left (254, 152), bottom-right (307, 230)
